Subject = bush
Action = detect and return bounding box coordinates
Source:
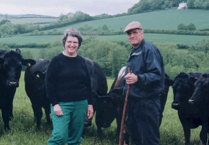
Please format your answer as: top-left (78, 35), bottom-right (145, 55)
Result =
top-left (176, 44), bottom-right (190, 49)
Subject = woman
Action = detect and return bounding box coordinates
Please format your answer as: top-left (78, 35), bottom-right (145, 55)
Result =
top-left (46, 28), bottom-right (94, 145)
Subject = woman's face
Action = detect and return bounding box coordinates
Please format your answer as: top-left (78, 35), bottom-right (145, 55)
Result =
top-left (65, 36), bottom-right (79, 56)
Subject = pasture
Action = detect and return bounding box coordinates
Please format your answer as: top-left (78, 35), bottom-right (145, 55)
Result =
top-left (0, 17), bottom-right (58, 24)
top-left (43, 9), bottom-right (209, 32)
top-left (96, 34), bottom-right (209, 46)
top-left (0, 72), bottom-right (203, 145)
top-left (0, 33), bottom-right (208, 46)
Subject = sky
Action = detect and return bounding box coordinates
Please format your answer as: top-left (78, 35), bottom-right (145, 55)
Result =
top-left (0, 0), bottom-right (139, 17)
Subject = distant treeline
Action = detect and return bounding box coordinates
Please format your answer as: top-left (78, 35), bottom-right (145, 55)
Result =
top-left (128, 0), bottom-right (209, 14)
top-left (26, 28), bottom-right (209, 37)
top-left (0, 43), bottom-right (50, 48)
top-left (1, 37), bottom-right (209, 78)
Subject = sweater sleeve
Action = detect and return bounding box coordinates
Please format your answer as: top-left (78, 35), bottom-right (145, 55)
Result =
top-left (45, 57), bottom-right (59, 106)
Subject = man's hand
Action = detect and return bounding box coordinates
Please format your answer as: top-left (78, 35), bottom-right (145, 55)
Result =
top-left (53, 104), bottom-right (63, 116)
top-left (124, 73), bottom-right (138, 84)
top-left (87, 105), bottom-right (94, 120)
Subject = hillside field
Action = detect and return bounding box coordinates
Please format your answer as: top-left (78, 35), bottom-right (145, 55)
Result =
top-left (0, 9), bottom-right (209, 47)
top-left (0, 33), bottom-right (208, 47)
top-left (43, 9), bottom-right (209, 32)
top-left (0, 17), bottom-right (59, 24)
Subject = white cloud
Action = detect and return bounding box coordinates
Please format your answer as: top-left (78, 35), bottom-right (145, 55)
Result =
top-left (0, 0), bottom-right (139, 16)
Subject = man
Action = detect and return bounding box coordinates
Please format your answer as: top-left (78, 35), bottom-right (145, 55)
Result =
top-left (123, 21), bottom-right (165, 145)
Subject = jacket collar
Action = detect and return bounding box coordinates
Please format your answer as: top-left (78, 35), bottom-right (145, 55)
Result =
top-left (128, 39), bottom-right (145, 61)
top-left (131, 39), bottom-right (145, 50)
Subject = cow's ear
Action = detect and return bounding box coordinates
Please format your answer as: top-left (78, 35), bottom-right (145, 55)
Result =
top-left (165, 78), bottom-right (174, 86)
top-left (189, 76), bottom-right (198, 84)
top-left (16, 48), bottom-right (21, 54)
top-left (34, 71), bottom-right (45, 79)
top-left (22, 59), bottom-right (36, 66)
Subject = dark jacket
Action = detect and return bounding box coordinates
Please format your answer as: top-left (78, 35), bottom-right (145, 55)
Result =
top-left (124, 39), bottom-right (165, 99)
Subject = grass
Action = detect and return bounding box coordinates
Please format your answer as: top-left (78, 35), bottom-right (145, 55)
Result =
top-left (96, 33), bottom-right (209, 46)
top-left (43, 9), bottom-right (209, 32)
top-left (0, 17), bottom-right (58, 24)
top-left (0, 72), bottom-right (203, 145)
top-left (0, 33), bottom-right (208, 46)
top-left (0, 35), bottom-right (62, 44)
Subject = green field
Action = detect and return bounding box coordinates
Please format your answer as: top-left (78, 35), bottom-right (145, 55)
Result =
top-left (0, 33), bottom-right (208, 46)
top-left (44, 9), bottom-right (209, 32)
top-left (97, 33), bottom-right (209, 46)
top-left (0, 74), bottom-right (203, 145)
top-left (0, 35), bottom-right (62, 44)
top-left (0, 9), bottom-right (209, 47)
top-left (0, 17), bottom-right (58, 24)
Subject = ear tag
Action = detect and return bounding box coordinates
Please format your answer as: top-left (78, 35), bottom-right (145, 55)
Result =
top-left (36, 74), bottom-right (40, 78)
top-left (28, 63), bottom-right (31, 66)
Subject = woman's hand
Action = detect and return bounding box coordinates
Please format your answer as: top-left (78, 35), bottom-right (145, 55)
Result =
top-left (87, 105), bottom-right (94, 120)
top-left (53, 104), bottom-right (63, 116)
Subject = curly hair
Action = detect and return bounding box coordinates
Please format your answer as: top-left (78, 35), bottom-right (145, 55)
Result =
top-left (62, 28), bottom-right (83, 49)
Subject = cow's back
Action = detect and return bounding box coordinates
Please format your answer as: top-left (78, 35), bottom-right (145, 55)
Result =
top-left (84, 58), bottom-right (108, 97)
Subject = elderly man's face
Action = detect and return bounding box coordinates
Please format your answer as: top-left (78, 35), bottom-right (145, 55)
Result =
top-left (127, 29), bottom-right (143, 48)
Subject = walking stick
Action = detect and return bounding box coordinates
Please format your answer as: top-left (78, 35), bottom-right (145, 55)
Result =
top-left (119, 68), bottom-right (131, 145)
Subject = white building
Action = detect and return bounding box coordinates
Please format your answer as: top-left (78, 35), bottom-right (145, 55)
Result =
top-left (178, 2), bottom-right (187, 10)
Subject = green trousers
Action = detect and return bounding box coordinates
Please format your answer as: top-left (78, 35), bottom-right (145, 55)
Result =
top-left (48, 100), bottom-right (88, 145)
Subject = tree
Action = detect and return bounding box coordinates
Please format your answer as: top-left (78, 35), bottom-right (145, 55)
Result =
top-left (187, 0), bottom-right (195, 8)
top-left (194, 0), bottom-right (204, 8)
top-left (188, 23), bottom-right (196, 30)
top-left (102, 24), bottom-right (108, 31)
top-left (0, 19), bottom-right (11, 25)
top-left (178, 23), bottom-right (185, 30)
top-left (203, 1), bottom-right (209, 9)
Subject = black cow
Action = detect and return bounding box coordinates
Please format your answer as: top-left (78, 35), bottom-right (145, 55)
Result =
top-left (95, 66), bottom-right (173, 143)
top-left (0, 48), bottom-right (35, 130)
top-left (188, 73), bottom-right (209, 145)
top-left (171, 72), bottom-right (204, 145)
top-left (24, 58), bottom-right (108, 131)
top-left (24, 59), bottom-right (51, 129)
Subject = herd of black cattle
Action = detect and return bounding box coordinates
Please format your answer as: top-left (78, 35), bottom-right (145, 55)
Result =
top-left (0, 49), bottom-right (209, 145)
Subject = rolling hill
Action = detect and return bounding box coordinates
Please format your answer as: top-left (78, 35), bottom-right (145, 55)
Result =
top-left (43, 9), bottom-right (209, 32)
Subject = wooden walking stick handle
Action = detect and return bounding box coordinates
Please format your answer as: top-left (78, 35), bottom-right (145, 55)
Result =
top-left (119, 68), bottom-right (131, 145)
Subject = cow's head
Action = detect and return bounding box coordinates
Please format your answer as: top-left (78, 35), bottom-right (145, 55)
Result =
top-left (33, 70), bottom-right (46, 92)
top-left (188, 73), bottom-right (209, 104)
top-left (171, 72), bottom-right (194, 110)
top-left (95, 93), bottom-right (118, 128)
top-left (0, 48), bottom-right (35, 87)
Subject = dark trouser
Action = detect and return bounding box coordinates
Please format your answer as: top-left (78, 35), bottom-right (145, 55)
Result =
top-left (48, 100), bottom-right (87, 145)
top-left (126, 97), bottom-right (161, 145)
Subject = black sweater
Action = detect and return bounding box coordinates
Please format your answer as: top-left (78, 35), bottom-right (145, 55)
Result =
top-left (45, 53), bottom-right (93, 106)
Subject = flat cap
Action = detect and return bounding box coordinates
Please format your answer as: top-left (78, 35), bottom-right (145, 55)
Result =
top-left (124, 21), bottom-right (142, 32)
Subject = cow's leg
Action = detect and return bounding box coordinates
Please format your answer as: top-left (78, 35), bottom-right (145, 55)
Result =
top-left (44, 103), bottom-right (51, 125)
top-left (124, 132), bottom-right (129, 145)
top-left (97, 126), bottom-right (102, 138)
top-left (32, 103), bottom-right (42, 129)
top-left (182, 125), bottom-right (191, 145)
top-left (2, 108), bottom-right (10, 130)
top-left (116, 114), bottom-right (122, 136)
top-left (8, 100), bottom-right (14, 120)
top-left (200, 125), bottom-right (208, 145)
